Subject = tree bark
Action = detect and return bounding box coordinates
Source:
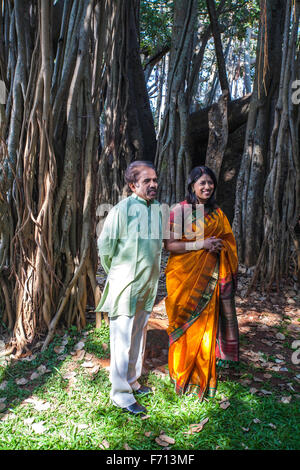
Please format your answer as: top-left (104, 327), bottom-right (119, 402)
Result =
top-left (97, 0), bottom-right (157, 206)
top-left (155, 0), bottom-right (198, 204)
top-left (233, 0), bottom-right (286, 267)
top-left (247, 0), bottom-right (300, 291)
top-left (0, 0), bottom-right (104, 355)
top-left (206, 0), bottom-right (230, 99)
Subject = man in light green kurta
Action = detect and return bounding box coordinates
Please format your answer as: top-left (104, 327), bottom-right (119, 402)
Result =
top-left (96, 161), bottom-right (162, 416)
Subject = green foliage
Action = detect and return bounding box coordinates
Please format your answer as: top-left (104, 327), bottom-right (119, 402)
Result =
top-left (218, 0), bottom-right (261, 40)
top-left (140, 0), bottom-right (173, 58)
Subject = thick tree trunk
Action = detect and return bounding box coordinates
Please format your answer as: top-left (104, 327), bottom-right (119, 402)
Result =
top-left (232, 0), bottom-right (286, 267)
top-left (0, 0), bottom-right (104, 355)
top-left (97, 0), bottom-right (157, 206)
top-left (205, 89), bottom-right (229, 184)
top-left (155, 0), bottom-right (198, 204)
top-left (248, 0), bottom-right (300, 291)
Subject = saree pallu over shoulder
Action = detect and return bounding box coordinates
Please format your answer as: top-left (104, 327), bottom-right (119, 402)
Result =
top-left (165, 203), bottom-right (239, 400)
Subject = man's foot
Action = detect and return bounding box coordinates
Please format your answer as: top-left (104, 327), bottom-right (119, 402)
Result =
top-left (134, 385), bottom-right (152, 396)
top-left (122, 402), bottom-right (147, 416)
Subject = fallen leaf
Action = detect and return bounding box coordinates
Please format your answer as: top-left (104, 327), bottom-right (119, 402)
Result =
top-left (0, 381), bottom-right (8, 390)
top-left (90, 365), bottom-right (100, 375)
top-left (188, 417), bottom-right (209, 434)
top-left (220, 401), bottom-right (230, 410)
top-left (0, 403), bottom-right (5, 411)
top-left (76, 423), bottom-right (89, 430)
top-left (276, 333), bottom-right (285, 340)
top-left (124, 443), bottom-right (132, 450)
top-left (159, 434), bottom-right (175, 445)
top-left (30, 372), bottom-right (40, 381)
top-left (54, 346), bottom-right (65, 354)
top-left (155, 437), bottom-right (170, 447)
top-left (63, 371), bottom-right (77, 380)
top-left (15, 378), bottom-right (28, 385)
top-left (72, 350), bottom-right (85, 360)
top-left (250, 387), bottom-right (258, 394)
top-left (281, 396), bottom-right (292, 404)
top-left (263, 373), bottom-right (272, 379)
top-left (253, 418), bottom-right (261, 424)
top-left (100, 439), bottom-right (109, 449)
top-left (74, 341), bottom-right (85, 351)
top-left (102, 343), bottom-right (108, 351)
top-left (241, 427), bottom-right (249, 432)
top-left (260, 389), bottom-right (272, 395)
top-left (141, 414), bottom-right (150, 420)
top-left (268, 423), bottom-right (277, 429)
top-left (37, 365), bottom-right (48, 375)
top-left (145, 431), bottom-right (152, 437)
top-left (82, 361), bottom-right (94, 368)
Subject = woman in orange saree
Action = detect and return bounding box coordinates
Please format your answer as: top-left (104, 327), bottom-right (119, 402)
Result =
top-left (164, 166), bottom-right (239, 401)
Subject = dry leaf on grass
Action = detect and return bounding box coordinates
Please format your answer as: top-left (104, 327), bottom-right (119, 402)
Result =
top-left (187, 417), bottom-right (209, 434)
top-left (15, 378), bottom-right (28, 385)
top-left (281, 396), bottom-right (292, 403)
top-left (141, 414), bottom-right (150, 420)
top-left (155, 432), bottom-right (175, 446)
top-left (82, 361), bottom-right (94, 368)
top-left (100, 439), bottom-right (110, 449)
top-left (90, 365), bottom-right (100, 375)
top-left (253, 418), bottom-right (261, 424)
top-left (0, 381), bottom-right (8, 390)
top-left (219, 401), bottom-right (230, 410)
top-left (124, 443), bottom-right (132, 450)
top-left (74, 341), bottom-right (85, 351)
top-left (155, 437), bottom-right (170, 447)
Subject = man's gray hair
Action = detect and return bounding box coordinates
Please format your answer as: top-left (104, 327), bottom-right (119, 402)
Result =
top-left (124, 160), bottom-right (156, 184)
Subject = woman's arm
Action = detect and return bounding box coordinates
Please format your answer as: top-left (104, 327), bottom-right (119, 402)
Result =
top-left (164, 234), bottom-right (223, 254)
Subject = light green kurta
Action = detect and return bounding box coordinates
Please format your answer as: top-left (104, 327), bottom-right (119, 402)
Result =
top-left (96, 193), bottom-right (162, 317)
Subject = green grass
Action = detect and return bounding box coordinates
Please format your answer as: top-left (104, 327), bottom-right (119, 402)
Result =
top-left (0, 322), bottom-right (299, 450)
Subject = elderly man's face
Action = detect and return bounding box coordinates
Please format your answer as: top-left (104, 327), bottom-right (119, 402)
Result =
top-left (129, 166), bottom-right (158, 202)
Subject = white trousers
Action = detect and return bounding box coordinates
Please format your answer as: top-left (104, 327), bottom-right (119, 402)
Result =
top-left (109, 309), bottom-right (150, 408)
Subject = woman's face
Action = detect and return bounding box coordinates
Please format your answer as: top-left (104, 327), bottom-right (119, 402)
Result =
top-left (193, 173), bottom-right (215, 204)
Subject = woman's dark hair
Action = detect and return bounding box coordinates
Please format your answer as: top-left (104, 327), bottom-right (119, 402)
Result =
top-left (186, 166), bottom-right (218, 211)
top-left (124, 160), bottom-right (156, 184)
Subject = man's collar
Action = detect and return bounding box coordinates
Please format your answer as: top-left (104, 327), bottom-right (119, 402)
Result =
top-left (131, 193), bottom-right (154, 206)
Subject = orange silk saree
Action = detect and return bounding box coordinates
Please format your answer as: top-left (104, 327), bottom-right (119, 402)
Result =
top-left (165, 202), bottom-right (239, 400)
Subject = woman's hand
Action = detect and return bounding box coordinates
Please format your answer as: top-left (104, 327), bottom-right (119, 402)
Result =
top-left (203, 236), bottom-right (223, 253)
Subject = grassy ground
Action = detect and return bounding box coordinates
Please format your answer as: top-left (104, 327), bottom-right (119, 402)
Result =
top-left (0, 321), bottom-right (299, 451)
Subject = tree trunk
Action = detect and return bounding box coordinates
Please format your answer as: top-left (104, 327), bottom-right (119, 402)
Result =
top-left (206, 0), bottom-right (230, 99)
top-left (97, 0), bottom-right (157, 206)
top-left (247, 0), bottom-right (300, 291)
top-left (205, 89), bottom-right (229, 185)
top-left (0, 0), bottom-right (104, 355)
top-left (232, 0), bottom-right (286, 267)
top-left (155, 0), bottom-right (198, 204)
